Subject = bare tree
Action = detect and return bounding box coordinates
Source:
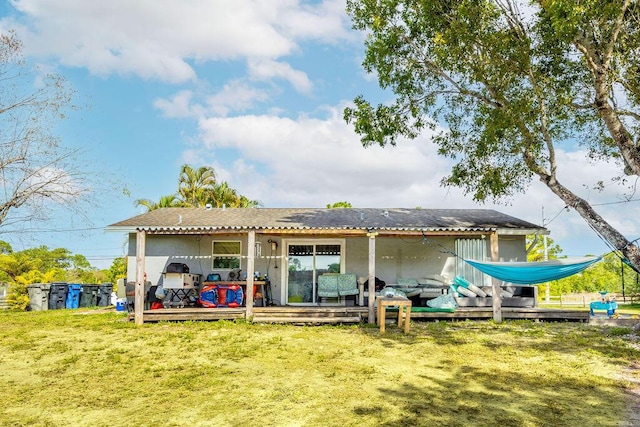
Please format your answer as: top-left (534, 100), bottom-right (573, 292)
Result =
top-left (0, 31), bottom-right (91, 232)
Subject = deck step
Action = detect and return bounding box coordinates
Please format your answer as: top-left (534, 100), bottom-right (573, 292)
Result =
top-left (142, 308), bottom-right (244, 322)
top-left (252, 312), bottom-right (355, 318)
top-left (252, 316), bottom-right (362, 324)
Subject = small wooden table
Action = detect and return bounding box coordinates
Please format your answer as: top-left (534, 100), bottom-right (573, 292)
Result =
top-left (376, 296), bottom-right (412, 334)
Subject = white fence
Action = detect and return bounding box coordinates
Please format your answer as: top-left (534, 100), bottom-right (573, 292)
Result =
top-left (542, 292), bottom-right (637, 306)
top-left (0, 284), bottom-right (8, 309)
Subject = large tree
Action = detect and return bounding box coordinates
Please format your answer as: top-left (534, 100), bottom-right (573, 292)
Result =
top-left (135, 164), bottom-right (260, 211)
top-left (344, 0), bottom-right (640, 271)
top-left (134, 194), bottom-right (186, 211)
top-left (178, 164), bottom-right (217, 207)
top-left (0, 31), bottom-right (90, 231)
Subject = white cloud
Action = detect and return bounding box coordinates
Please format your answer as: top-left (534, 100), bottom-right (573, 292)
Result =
top-left (248, 59), bottom-right (313, 94)
top-left (5, 0), bottom-right (352, 83)
top-left (191, 105), bottom-right (640, 257)
top-left (196, 106), bottom-right (470, 207)
top-left (206, 80), bottom-right (271, 116)
top-left (155, 81), bottom-right (271, 119)
top-left (153, 90), bottom-right (198, 119)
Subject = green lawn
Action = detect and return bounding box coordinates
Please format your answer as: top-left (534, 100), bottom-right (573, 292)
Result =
top-left (617, 303), bottom-right (640, 316)
top-left (0, 309), bottom-right (638, 427)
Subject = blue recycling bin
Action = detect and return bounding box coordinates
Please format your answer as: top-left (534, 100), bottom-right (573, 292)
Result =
top-left (65, 284), bottom-right (82, 309)
top-left (48, 283), bottom-right (68, 310)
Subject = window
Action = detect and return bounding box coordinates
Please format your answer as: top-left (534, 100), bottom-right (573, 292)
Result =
top-left (212, 241), bottom-right (242, 270)
top-left (285, 240), bottom-right (344, 304)
top-left (455, 238), bottom-right (489, 286)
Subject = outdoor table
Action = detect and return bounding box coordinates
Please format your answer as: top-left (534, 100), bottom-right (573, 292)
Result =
top-left (376, 296), bottom-right (412, 334)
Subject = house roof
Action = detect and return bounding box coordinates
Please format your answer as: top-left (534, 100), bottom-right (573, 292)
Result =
top-left (105, 207), bottom-right (546, 236)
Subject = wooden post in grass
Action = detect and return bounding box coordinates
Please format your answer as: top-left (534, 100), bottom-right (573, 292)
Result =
top-left (367, 231), bottom-right (378, 323)
top-left (490, 231), bottom-right (502, 322)
top-left (246, 230), bottom-right (255, 319)
top-left (135, 229), bottom-right (146, 326)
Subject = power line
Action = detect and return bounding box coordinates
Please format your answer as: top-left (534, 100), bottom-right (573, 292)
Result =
top-left (590, 198), bottom-right (640, 207)
top-left (0, 226), bottom-right (107, 233)
top-left (543, 205), bottom-right (568, 226)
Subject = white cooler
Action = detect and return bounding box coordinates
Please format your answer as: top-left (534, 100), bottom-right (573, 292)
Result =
top-left (162, 273), bottom-right (200, 289)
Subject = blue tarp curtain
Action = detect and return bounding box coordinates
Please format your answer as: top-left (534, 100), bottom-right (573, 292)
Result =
top-left (464, 256), bottom-right (602, 285)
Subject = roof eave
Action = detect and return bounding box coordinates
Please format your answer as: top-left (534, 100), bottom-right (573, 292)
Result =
top-left (496, 228), bottom-right (549, 236)
top-left (104, 225), bottom-right (546, 235)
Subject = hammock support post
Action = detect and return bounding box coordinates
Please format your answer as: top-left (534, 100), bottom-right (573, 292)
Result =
top-left (490, 232), bottom-right (501, 322)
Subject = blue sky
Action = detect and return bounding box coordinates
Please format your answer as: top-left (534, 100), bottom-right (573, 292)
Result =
top-left (1, 0), bottom-right (638, 269)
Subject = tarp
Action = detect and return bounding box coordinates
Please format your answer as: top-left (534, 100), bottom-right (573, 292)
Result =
top-left (464, 256), bottom-right (602, 285)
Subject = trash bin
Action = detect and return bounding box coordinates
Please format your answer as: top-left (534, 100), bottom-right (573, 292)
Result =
top-left (97, 283), bottom-right (113, 307)
top-left (27, 283), bottom-right (51, 311)
top-left (79, 284), bottom-right (98, 307)
top-left (48, 283), bottom-right (68, 310)
top-left (125, 281), bottom-right (152, 311)
top-left (65, 284), bottom-right (82, 309)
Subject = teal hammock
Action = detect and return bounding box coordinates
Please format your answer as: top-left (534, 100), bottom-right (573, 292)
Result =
top-left (464, 256), bottom-right (602, 285)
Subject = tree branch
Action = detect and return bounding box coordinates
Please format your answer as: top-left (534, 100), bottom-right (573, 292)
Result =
top-left (602, 0), bottom-right (632, 70)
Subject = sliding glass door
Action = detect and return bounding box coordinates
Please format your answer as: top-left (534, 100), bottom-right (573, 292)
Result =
top-left (286, 240), bottom-right (343, 304)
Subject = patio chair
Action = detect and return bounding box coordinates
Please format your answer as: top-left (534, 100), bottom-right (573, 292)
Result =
top-left (337, 274), bottom-right (359, 304)
top-left (317, 274), bottom-right (339, 300)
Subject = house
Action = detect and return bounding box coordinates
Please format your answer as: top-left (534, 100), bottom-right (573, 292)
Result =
top-left (106, 207), bottom-right (547, 324)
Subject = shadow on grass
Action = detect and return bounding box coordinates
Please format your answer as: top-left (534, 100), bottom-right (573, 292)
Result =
top-left (352, 321), bottom-right (635, 427)
top-left (353, 363), bottom-right (625, 427)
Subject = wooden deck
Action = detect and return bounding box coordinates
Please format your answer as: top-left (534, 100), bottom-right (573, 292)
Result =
top-left (408, 307), bottom-right (590, 322)
top-left (141, 307), bottom-right (245, 322)
top-left (136, 306), bottom-right (590, 323)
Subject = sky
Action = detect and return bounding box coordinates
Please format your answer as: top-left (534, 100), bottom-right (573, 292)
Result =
top-left (1, 0), bottom-right (639, 269)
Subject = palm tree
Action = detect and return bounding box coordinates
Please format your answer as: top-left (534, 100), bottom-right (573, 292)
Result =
top-left (134, 195), bottom-right (185, 212)
top-left (235, 195), bottom-right (262, 208)
top-left (208, 181), bottom-right (237, 208)
top-left (206, 182), bottom-right (261, 208)
top-left (178, 165), bottom-right (216, 207)
top-left (134, 164), bottom-right (260, 211)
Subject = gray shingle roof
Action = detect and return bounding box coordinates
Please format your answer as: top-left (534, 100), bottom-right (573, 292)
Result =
top-left (106, 207), bottom-right (545, 234)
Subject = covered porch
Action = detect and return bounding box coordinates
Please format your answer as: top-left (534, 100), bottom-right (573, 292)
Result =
top-left (104, 207), bottom-right (548, 325)
top-left (129, 227), bottom-right (512, 325)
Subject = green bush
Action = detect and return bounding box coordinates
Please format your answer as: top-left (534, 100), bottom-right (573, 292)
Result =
top-left (7, 282), bottom-right (28, 310)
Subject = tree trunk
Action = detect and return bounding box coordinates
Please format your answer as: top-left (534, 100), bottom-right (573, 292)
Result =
top-left (593, 70), bottom-right (640, 176)
top-left (542, 176), bottom-right (640, 270)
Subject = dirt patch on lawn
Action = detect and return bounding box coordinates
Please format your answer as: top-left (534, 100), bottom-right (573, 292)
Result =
top-left (621, 361), bottom-right (640, 427)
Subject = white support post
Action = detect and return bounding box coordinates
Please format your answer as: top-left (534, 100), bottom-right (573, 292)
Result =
top-left (367, 231), bottom-right (377, 324)
top-left (490, 231), bottom-right (502, 323)
top-left (246, 230), bottom-right (255, 319)
top-left (134, 230), bottom-right (146, 326)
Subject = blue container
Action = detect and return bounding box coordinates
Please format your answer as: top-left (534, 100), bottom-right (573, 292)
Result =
top-left (65, 284), bottom-right (82, 309)
top-left (115, 298), bottom-right (127, 311)
top-left (48, 283), bottom-right (68, 310)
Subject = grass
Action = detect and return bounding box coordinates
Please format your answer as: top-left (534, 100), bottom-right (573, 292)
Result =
top-left (617, 303), bottom-right (640, 315)
top-left (0, 310), bottom-right (639, 427)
